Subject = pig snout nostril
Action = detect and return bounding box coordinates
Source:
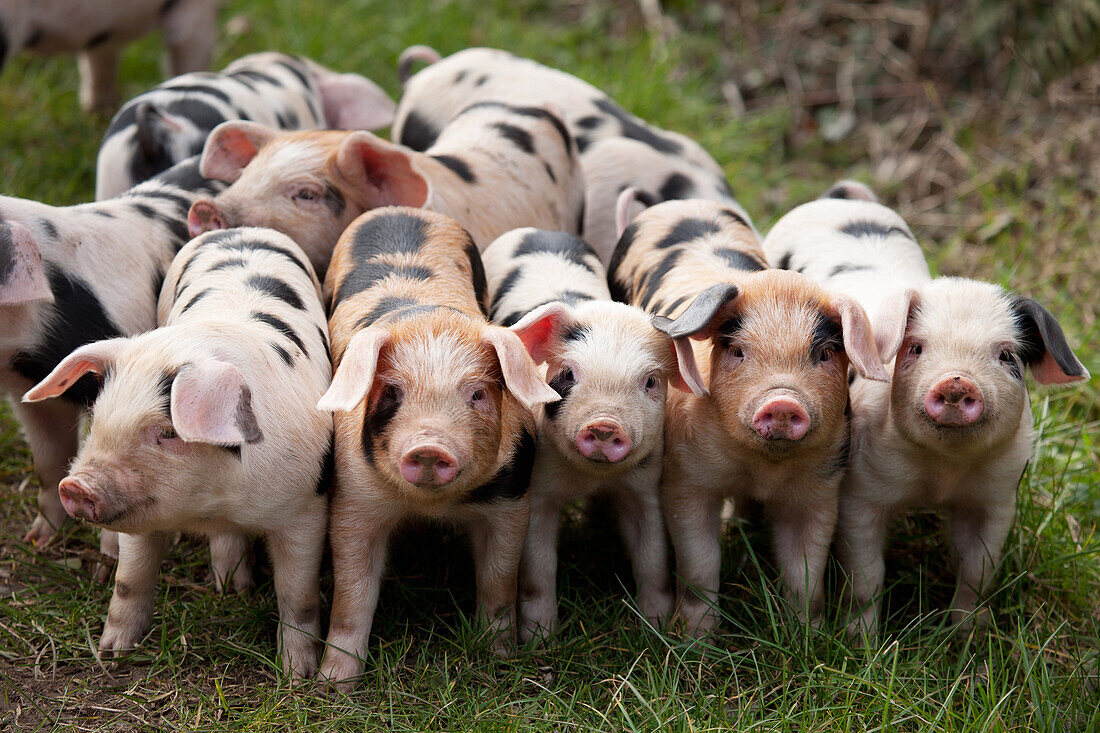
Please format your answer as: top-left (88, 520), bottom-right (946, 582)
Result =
top-left (925, 377), bottom-right (984, 427)
top-left (58, 476), bottom-right (99, 523)
top-left (400, 447), bottom-right (458, 487)
top-left (752, 398), bottom-right (810, 441)
top-left (575, 421), bottom-right (632, 463)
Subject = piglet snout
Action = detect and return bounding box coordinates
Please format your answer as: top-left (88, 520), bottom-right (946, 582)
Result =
top-left (576, 420), bottom-right (632, 463)
top-left (188, 200), bottom-right (227, 237)
top-left (58, 476), bottom-right (101, 523)
top-left (924, 376), bottom-right (984, 426)
top-left (400, 445), bottom-right (459, 487)
top-left (753, 397), bottom-right (810, 441)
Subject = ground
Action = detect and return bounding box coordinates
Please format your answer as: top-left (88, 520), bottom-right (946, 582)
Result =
top-left (0, 0), bottom-right (1098, 730)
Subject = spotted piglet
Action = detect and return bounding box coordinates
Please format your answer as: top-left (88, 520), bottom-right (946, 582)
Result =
top-left (763, 182), bottom-right (1090, 639)
top-left (96, 51), bottom-right (397, 199)
top-left (23, 228), bottom-right (332, 678)
top-left (482, 227), bottom-right (703, 640)
top-left (0, 0), bottom-right (216, 111)
top-left (317, 208), bottom-right (559, 690)
top-left (393, 46), bottom-right (749, 262)
top-left (608, 197), bottom-right (888, 633)
top-left (187, 100), bottom-right (584, 275)
top-left (0, 157), bottom-right (222, 549)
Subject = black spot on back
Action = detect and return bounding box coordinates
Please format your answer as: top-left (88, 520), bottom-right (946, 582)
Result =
top-left (490, 266), bottom-right (523, 315)
top-left (658, 173), bottom-right (695, 201)
top-left (350, 211), bottom-right (428, 262)
top-left (400, 110), bottom-right (440, 151)
top-left (251, 311), bottom-right (307, 357)
top-left (275, 58), bottom-right (312, 89)
top-left (840, 220), bottom-right (913, 240)
top-left (464, 236), bottom-right (488, 316)
top-left (775, 252), bottom-right (793, 271)
top-left (11, 267), bottom-right (123, 406)
top-left (639, 249), bottom-right (684, 310)
top-left (465, 428), bottom-right (537, 503)
top-left (592, 98), bottom-right (683, 155)
top-left (148, 156), bottom-right (217, 194)
top-left (830, 264), bottom-right (873, 277)
top-left (515, 230), bottom-right (597, 273)
top-left (606, 221), bottom-right (641, 303)
top-left (247, 274), bottom-right (304, 309)
top-left (714, 248), bottom-right (766, 272)
top-left (358, 295), bottom-right (417, 327)
top-left (206, 233), bottom-right (312, 279)
top-left (270, 341), bottom-right (293, 366)
top-left (333, 262), bottom-right (433, 308)
top-left (207, 257), bottom-right (248, 272)
top-left (492, 123), bottom-right (534, 154)
top-left (431, 154), bottom-right (476, 184)
top-left (180, 287), bottom-right (211, 313)
top-left (655, 218), bottom-right (721, 250)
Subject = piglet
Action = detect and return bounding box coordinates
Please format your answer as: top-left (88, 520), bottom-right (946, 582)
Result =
top-left (482, 227), bottom-right (702, 640)
top-left (763, 182), bottom-right (1090, 638)
top-left (317, 207), bottom-right (558, 691)
top-left (186, 100), bottom-right (584, 276)
top-left (96, 51), bottom-right (396, 200)
top-left (608, 197), bottom-right (888, 633)
top-left (0, 0), bottom-right (216, 111)
top-left (392, 46), bottom-right (750, 261)
top-left (23, 227), bottom-right (332, 678)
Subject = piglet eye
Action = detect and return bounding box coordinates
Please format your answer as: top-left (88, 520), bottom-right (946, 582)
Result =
top-left (999, 349), bottom-right (1015, 364)
top-left (819, 347), bottom-right (835, 362)
top-left (293, 188), bottom-right (318, 202)
top-left (156, 426), bottom-right (177, 445)
top-left (644, 374), bottom-right (659, 391)
top-left (908, 343), bottom-right (923, 357)
top-left (730, 346), bottom-right (745, 359)
top-left (560, 367), bottom-right (575, 383)
top-left (471, 389), bottom-right (485, 402)
top-left (381, 385), bottom-right (403, 404)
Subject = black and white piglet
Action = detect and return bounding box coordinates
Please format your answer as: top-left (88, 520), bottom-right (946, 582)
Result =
top-left (96, 51), bottom-right (396, 200)
top-left (25, 227), bottom-right (332, 679)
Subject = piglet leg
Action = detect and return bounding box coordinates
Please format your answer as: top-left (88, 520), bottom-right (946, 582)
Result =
top-left (663, 488), bottom-right (723, 635)
top-left (767, 491), bottom-right (837, 626)
top-left (319, 503), bottom-right (394, 692)
top-left (77, 45), bottom-right (120, 113)
top-left (162, 0), bottom-right (216, 75)
top-left (470, 502), bottom-right (528, 654)
top-left (13, 399), bottom-right (80, 547)
top-left (614, 483), bottom-right (673, 628)
top-left (267, 508), bottom-right (325, 681)
top-left (948, 502), bottom-right (1015, 631)
top-left (210, 531), bottom-right (254, 593)
top-left (100, 533), bottom-right (169, 654)
top-left (518, 492), bottom-right (563, 642)
top-left (836, 494), bottom-right (889, 642)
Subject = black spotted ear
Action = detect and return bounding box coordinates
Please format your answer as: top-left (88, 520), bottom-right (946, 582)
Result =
top-left (135, 102), bottom-right (184, 160)
top-left (652, 283), bottom-right (740, 340)
top-left (1012, 297), bottom-right (1090, 385)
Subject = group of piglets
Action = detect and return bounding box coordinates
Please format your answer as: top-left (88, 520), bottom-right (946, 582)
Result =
top-left (1, 43), bottom-right (1090, 689)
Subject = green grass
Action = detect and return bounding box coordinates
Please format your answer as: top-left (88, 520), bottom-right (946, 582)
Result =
top-left (2, 0), bottom-right (1098, 729)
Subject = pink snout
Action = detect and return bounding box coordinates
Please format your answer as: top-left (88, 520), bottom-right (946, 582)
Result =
top-left (187, 199), bottom-right (227, 237)
top-left (576, 420), bottom-right (632, 463)
top-left (753, 397), bottom-right (810, 441)
top-left (58, 476), bottom-right (100, 523)
top-left (924, 376), bottom-right (984, 426)
top-left (400, 445), bottom-right (459, 487)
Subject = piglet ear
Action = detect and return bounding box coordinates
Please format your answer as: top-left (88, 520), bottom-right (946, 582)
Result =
top-left (22, 338), bottom-right (129, 402)
top-left (663, 335), bottom-right (708, 397)
top-left (875, 287), bottom-right (921, 363)
top-left (820, 179), bottom-right (879, 202)
top-left (135, 102), bottom-right (186, 160)
top-left (171, 359), bottom-right (263, 446)
top-left (1012, 297), bottom-right (1090, 385)
top-left (1, 220), bottom-right (53, 305)
top-left (334, 131), bottom-right (429, 210)
top-left (509, 302), bottom-right (574, 365)
top-left (200, 121), bottom-right (279, 182)
top-left (654, 283), bottom-right (740, 341)
top-left (830, 294), bottom-right (890, 382)
top-left (318, 328), bottom-right (391, 411)
top-left (615, 188), bottom-right (641, 240)
top-left (316, 71), bottom-right (397, 131)
top-left (484, 326), bottom-right (561, 412)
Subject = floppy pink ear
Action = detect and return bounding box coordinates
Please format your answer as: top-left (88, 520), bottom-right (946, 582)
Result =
top-left (316, 71), bottom-right (397, 130)
top-left (171, 359), bottom-right (263, 445)
top-left (615, 188), bottom-right (640, 239)
top-left (200, 121), bottom-right (279, 182)
top-left (509, 302), bottom-right (574, 365)
top-left (874, 288), bottom-right (921, 363)
top-left (831, 295), bottom-right (890, 382)
top-left (334, 131), bottom-right (429, 209)
top-left (665, 338), bottom-right (708, 397)
top-left (22, 338), bottom-right (129, 402)
top-left (484, 327), bottom-right (561, 412)
top-left (317, 328), bottom-right (391, 412)
top-left (1, 220), bottom-right (53, 305)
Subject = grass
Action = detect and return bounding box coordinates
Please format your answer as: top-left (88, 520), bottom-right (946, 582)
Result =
top-left (1, 0), bottom-right (1098, 729)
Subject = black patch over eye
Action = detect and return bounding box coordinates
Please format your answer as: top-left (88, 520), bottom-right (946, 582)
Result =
top-left (1000, 348), bottom-right (1023, 378)
top-left (560, 367), bottom-right (575, 383)
top-left (381, 385), bottom-right (403, 405)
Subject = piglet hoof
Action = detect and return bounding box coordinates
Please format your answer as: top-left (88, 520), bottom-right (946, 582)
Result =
top-left (280, 644), bottom-right (319, 683)
top-left (637, 589), bottom-right (674, 630)
top-left (23, 514), bottom-right (61, 548)
top-left (674, 602), bottom-right (719, 638)
top-left (318, 653), bottom-right (363, 693)
top-left (951, 606), bottom-right (990, 641)
top-left (518, 615), bottom-right (556, 645)
top-left (843, 608), bottom-right (880, 648)
top-left (99, 620), bottom-right (146, 657)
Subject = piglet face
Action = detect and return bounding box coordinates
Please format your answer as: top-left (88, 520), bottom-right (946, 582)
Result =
top-left (513, 301), bottom-right (678, 472)
top-left (657, 271), bottom-right (887, 458)
top-left (888, 278), bottom-right (1088, 452)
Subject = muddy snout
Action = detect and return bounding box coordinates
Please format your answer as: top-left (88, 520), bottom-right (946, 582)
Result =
top-left (58, 475), bottom-right (104, 523)
top-left (399, 438), bottom-right (460, 487)
top-left (575, 418), bottom-right (632, 463)
top-left (924, 375), bottom-right (984, 427)
top-left (187, 199), bottom-right (228, 237)
top-left (752, 392), bottom-right (811, 441)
